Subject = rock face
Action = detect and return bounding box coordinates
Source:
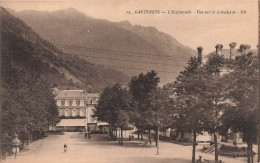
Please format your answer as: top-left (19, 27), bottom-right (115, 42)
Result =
top-left (9, 8), bottom-right (196, 84)
top-left (1, 7), bottom-right (129, 92)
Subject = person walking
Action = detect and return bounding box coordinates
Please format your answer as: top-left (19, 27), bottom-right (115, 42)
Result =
top-left (64, 143), bottom-right (67, 152)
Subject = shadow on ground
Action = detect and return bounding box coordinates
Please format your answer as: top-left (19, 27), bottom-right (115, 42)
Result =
top-left (113, 157), bottom-right (190, 163)
top-left (72, 134), bottom-right (154, 148)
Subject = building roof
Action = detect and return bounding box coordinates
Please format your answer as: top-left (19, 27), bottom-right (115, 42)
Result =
top-left (86, 93), bottom-right (99, 98)
top-left (56, 119), bottom-right (87, 127)
top-left (52, 87), bottom-right (61, 97)
top-left (85, 93), bottom-right (99, 105)
top-left (55, 90), bottom-right (87, 99)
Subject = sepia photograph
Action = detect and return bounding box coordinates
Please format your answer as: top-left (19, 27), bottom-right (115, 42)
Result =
top-left (0, 0), bottom-right (259, 162)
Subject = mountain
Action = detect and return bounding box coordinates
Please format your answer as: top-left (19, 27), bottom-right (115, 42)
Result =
top-left (9, 8), bottom-right (196, 84)
top-left (1, 7), bottom-right (129, 92)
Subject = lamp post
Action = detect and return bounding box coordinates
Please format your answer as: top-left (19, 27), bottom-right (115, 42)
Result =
top-left (11, 133), bottom-right (21, 159)
top-left (157, 121), bottom-right (160, 155)
top-left (85, 102), bottom-right (89, 139)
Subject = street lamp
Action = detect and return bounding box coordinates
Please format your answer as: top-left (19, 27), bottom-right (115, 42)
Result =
top-left (11, 133), bottom-right (21, 158)
top-left (157, 121), bottom-right (160, 155)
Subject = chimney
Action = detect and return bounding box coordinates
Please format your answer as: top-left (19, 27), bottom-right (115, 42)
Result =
top-left (215, 44), bottom-right (223, 55)
top-left (229, 42), bottom-right (237, 59)
top-left (197, 46), bottom-right (203, 65)
top-left (244, 44), bottom-right (251, 54)
top-left (239, 44), bottom-right (245, 53)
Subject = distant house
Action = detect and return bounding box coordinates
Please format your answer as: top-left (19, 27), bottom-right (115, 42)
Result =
top-left (50, 90), bottom-right (108, 132)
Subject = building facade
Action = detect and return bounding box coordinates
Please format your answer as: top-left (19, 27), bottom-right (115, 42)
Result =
top-left (52, 90), bottom-right (107, 132)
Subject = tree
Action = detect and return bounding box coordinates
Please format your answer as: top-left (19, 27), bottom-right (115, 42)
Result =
top-left (201, 53), bottom-right (229, 162)
top-left (1, 64), bottom-right (59, 155)
top-left (223, 53), bottom-right (259, 163)
top-left (129, 70), bottom-right (160, 142)
top-left (93, 83), bottom-right (132, 144)
top-left (173, 57), bottom-right (209, 163)
top-left (149, 87), bottom-right (174, 146)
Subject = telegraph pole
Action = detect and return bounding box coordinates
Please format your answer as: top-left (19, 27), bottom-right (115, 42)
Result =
top-left (156, 121), bottom-right (160, 155)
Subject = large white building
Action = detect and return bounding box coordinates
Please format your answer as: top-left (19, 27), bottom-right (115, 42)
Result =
top-left (52, 90), bottom-right (108, 132)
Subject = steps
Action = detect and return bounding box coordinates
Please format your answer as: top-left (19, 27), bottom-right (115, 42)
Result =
top-left (203, 144), bottom-right (223, 153)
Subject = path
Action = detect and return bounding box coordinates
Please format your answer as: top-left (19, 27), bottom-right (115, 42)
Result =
top-left (2, 132), bottom-right (257, 163)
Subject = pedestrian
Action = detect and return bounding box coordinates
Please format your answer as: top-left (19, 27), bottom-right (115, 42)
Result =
top-left (64, 143), bottom-right (67, 152)
top-left (196, 155), bottom-right (202, 163)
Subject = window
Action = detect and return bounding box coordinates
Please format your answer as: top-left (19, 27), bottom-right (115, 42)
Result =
top-left (69, 100), bottom-right (73, 106)
top-left (76, 100), bottom-right (80, 106)
top-left (65, 109), bottom-right (70, 117)
top-left (58, 109), bottom-right (63, 116)
top-left (80, 109), bottom-right (85, 117)
top-left (72, 109), bottom-right (77, 117)
top-left (61, 100), bottom-right (65, 106)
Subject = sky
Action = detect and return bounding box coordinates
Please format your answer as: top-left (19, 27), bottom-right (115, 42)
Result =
top-left (1, 0), bottom-right (258, 54)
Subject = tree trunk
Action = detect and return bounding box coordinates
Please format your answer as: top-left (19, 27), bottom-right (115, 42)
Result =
top-left (247, 139), bottom-right (251, 163)
top-left (247, 135), bottom-right (254, 163)
top-left (257, 114), bottom-right (260, 162)
top-left (258, 125), bottom-right (260, 163)
top-left (176, 131), bottom-right (179, 140)
top-left (181, 132), bottom-right (184, 142)
top-left (141, 130), bottom-right (143, 141)
top-left (138, 130), bottom-right (140, 139)
top-left (21, 140), bottom-right (24, 150)
top-left (251, 144), bottom-right (253, 163)
top-left (118, 128), bottom-right (121, 143)
top-left (115, 129), bottom-right (117, 140)
top-left (157, 127), bottom-right (159, 155)
top-left (121, 126), bottom-right (123, 145)
top-left (192, 130), bottom-right (196, 163)
top-left (169, 130), bottom-right (171, 142)
top-left (148, 129), bottom-right (151, 145)
top-left (155, 129), bottom-right (158, 147)
top-left (30, 133), bottom-right (33, 142)
top-left (214, 132), bottom-right (218, 162)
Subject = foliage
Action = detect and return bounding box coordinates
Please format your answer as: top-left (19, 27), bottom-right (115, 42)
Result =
top-left (93, 83), bottom-right (132, 127)
top-left (222, 53), bottom-right (259, 163)
top-left (128, 70), bottom-right (160, 130)
top-left (93, 83), bottom-right (132, 144)
top-left (1, 62), bottom-right (59, 154)
top-left (173, 57), bottom-right (209, 135)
